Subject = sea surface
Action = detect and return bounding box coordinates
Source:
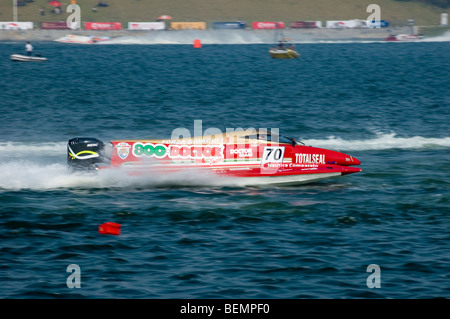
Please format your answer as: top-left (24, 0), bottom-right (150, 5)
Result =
top-left (0, 36), bottom-right (449, 299)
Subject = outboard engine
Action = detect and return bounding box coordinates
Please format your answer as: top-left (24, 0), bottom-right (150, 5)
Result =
top-left (67, 137), bottom-right (106, 170)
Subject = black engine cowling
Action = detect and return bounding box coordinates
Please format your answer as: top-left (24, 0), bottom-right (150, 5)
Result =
top-left (67, 137), bottom-right (106, 170)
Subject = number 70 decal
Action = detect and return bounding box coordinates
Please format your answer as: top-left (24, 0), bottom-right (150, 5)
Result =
top-left (261, 146), bottom-right (285, 165)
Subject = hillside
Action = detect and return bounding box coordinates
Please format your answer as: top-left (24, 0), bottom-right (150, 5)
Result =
top-left (0, 0), bottom-right (447, 26)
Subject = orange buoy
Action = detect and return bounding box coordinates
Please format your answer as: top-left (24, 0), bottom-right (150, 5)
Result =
top-left (98, 222), bottom-right (121, 235)
top-left (193, 39), bottom-right (202, 48)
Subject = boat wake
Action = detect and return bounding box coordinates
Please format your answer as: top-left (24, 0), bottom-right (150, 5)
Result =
top-left (0, 159), bottom-right (231, 191)
top-left (104, 30), bottom-right (314, 45)
top-left (101, 29), bottom-right (450, 45)
top-left (302, 132), bottom-right (450, 151)
top-left (0, 133), bottom-right (448, 190)
top-left (422, 30), bottom-right (450, 42)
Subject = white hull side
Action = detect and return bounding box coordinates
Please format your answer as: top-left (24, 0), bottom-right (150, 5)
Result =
top-left (10, 54), bottom-right (47, 62)
top-left (219, 172), bottom-right (343, 186)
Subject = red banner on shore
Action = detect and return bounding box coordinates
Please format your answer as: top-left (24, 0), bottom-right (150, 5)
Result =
top-left (41, 22), bottom-right (69, 30)
top-left (252, 21), bottom-right (285, 29)
top-left (84, 22), bottom-right (122, 30)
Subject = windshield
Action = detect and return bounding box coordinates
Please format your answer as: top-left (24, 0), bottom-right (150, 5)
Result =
top-left (242, 132), bottom-right (301, 144)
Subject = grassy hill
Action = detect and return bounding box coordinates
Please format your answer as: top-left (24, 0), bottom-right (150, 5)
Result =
top-left (0, 0), bottom-right (447, 26)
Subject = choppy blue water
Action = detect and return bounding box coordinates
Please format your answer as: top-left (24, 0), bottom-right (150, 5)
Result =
top-left (0, 40), bottom-right (449, 299)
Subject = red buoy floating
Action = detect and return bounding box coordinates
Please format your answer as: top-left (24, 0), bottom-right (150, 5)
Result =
top-left (98, 222), bottom-right (121, 235)
top-left (193, 39), bottom-right (202, 48)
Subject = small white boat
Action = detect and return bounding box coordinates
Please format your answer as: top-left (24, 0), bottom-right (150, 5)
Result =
top-left (10, 54), bottom-right (48, 62)
top-left (54, 34), bottom-right (112, 44)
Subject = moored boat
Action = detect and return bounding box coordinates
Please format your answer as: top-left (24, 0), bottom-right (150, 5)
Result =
top-left (67, 129), bottom-right (361, 186)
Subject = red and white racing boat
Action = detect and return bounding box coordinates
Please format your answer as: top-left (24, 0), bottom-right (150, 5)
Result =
top-left (384, 34), bottom-right (423, 41)
top-left (54, 34), bottom-right (112, 44)
top-left (67, 129), bottom-right (361, 186)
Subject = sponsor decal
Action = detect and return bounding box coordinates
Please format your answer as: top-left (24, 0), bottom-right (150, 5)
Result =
top-left (115, 142), bottom-right (131, 160)
top-left (132, 143), bottom-right (167, 158)
top-left (252, 21), bottom-right (285, 29)
top-left (260, 146), bottom-right (285, 174)
top-left (262, 146), bottom-right (285, 164)
top-left (229, 148), bottom-right (253, 158)
top-left (212, 22), bottom-right (246, 29)
top-left (84, 22), bottom-right (122, 30)
top-left (170, 22), bottom-right (206, 30)
top-left (265, 163), bottom-right (319, 168)
top-left (0, 22), bottom-right (34, 30)
top-left (295, 153), bottom-right (325, 164)
top-left (161, 138), bottom-right (220, 145)
top-left (128, 22), bottom-right (165, 30)
top-left (41, 22), bottom-right (70, 30)
top-left (169, 145), bottom-right (224, 159)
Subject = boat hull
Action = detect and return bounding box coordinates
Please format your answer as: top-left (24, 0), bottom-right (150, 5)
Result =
top-left (101, 165), bottom-right (349, 186)
top-left (223, 172), bottom-right (343, 186)
top-left (269, 49), bottom-right (300, 59)
top-left (10, 54), bottom-right (47, 62)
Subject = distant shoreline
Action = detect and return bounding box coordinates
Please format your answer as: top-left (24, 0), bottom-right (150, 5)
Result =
top-left (0, 27), bottom-right (413, 43)
top-left (2, 25), bottom-right (448, 43)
